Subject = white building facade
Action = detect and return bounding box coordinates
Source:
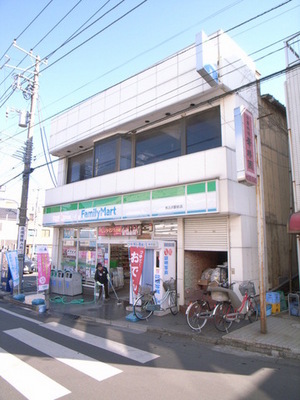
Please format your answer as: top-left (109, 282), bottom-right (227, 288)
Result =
top-left (44, 30), bottom-right (265, 306)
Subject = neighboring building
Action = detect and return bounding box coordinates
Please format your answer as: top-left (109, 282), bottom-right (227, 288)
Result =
top-left (0, 200), bottom-right (19, 250)
top-left (26, 191), bottom-right (54, 261)
top-left (285, 32), bottom-right (300, 289)
top-left (259, 94), bottom-right (296, 289)
top-left (43, 30), bottom-right (293, 306)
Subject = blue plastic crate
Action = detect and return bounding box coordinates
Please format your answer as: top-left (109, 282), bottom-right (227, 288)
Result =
top-left (258, 304), bottom-right (272, 317)
top-left (266, 292), bottom-right (280, 304)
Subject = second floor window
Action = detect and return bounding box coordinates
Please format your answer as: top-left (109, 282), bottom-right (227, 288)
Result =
top-left (66, 106), bottom-right (221, 184)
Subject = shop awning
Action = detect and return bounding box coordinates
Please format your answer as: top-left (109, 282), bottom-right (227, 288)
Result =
top-left (287, 212), bottom-right (300, 234)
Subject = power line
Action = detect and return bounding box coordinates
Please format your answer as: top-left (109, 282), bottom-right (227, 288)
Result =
top-left (0, 0), bottom-right (54, 63)
top-left (1, 61), bottom-right (298, 190)
top-left (41, 0), bottom-right (148, 71)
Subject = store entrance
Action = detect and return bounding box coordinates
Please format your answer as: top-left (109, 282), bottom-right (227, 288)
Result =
top-left (109, 244), bottom-right (130, 302)
top-left (184, 250), bottom-right (228, 304)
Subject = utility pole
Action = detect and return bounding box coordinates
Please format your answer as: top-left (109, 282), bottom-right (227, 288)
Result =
top-left (1, 42), bottom-right (46, 294)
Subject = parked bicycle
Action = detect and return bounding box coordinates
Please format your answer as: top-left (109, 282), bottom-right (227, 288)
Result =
top-left (133, 278), bottom-right (178, 320)
top-left (185, 280), bottom-right (228, 331)
top-left (210, 280), bottom-right (258, 333)
top-left (186, 293), bottom-right (214, 331)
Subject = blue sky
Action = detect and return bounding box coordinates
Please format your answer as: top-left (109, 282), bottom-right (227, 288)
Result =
top-left (0, 0), bottom-right (299, 202)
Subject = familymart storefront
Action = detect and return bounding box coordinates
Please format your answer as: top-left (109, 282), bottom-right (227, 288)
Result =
top-left (43, 179), bottom-right (226, 304)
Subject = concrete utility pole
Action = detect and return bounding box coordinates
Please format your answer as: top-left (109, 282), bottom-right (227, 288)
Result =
top-left (17, 54), bottom-right (40, 293)
top-left (2, 42), bottom-right (46, 294)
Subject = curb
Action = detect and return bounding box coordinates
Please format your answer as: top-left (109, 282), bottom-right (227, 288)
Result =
top-left (1, 291), bottom-right (300, 361)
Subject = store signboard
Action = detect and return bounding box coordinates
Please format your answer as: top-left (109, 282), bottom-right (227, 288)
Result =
top-left (187, 181), bottom-right (218, 213)
top-left (152, 186), bottom-right (185, 216)
top-left (234, 106), bottom-right (257, 186)
top-left (98, 225), bottom-right (141, 236)
top-left (123, 192), bottom-right (151, 219)
top-left (43, 180), bottom-right (219, 226)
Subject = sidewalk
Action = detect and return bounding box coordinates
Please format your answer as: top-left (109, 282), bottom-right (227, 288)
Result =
top-left (1, 288), bottom-right (300, 361)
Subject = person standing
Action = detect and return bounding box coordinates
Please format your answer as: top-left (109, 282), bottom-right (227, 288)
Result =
top-left (94, 262), bottom-right (109, 299)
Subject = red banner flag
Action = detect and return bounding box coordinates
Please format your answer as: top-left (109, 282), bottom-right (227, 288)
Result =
top-left (130, 247), bottom-right (145, 295)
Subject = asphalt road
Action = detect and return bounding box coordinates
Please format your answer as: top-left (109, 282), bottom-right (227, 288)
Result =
top-left (0, 300), bottom-right (299, 400)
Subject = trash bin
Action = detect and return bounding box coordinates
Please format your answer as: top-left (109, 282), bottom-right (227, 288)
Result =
top-left (50, 270), bottom-right (58, 294)
top-left (57, 271), bottom-right (65, 295)
top-left (64, 271), bottom-right (82, 296)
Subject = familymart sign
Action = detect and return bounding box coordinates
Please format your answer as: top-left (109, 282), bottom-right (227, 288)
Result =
top-left (43, 180), bottom-right (218, 226)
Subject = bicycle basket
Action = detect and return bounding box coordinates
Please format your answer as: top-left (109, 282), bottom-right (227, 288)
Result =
top-left (163, 278), bottom-right (176, 291)
top-left (239, 281), bottom-right (255, 296)
top-left (139, 285), bottom-right (151, 295)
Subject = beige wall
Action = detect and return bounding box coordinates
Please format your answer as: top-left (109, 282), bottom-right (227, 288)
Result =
top-left (259, 95), bottom-right (296, 288)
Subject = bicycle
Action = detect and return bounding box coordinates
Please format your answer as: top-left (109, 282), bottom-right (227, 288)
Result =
top-left (186, 293), bottom-right (214, 331)
top-left (185, 280), bottom-right (228, 331)
top-left (133, 278), bottom-right (178, 320)
top-left (210, 280), bottom-right (258, 333)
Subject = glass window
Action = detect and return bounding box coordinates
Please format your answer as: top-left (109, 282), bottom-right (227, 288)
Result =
top-left (63, 228), bottom-right (78, 239)
top-left (79, 228), bottom-right (96, 239)
top-left (41, 229), bottom-right (50, 238)
top-left (186, 107), bottom-right (221, 153)
top-left (135, 122), bottom-right (181, 167)
top-left (94, 137), bottom-right (117, 176)
top-left (120, 137), bottom-right (132, 170)
top-left (78, 239), bottom-right (96, 282)
top-left (61, 240), bottom-right (77, 270)
top-left (67, 150), bottom-right (93, 183)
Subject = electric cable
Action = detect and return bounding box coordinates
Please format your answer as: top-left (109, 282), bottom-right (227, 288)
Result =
top-left (0, 1), bottom-right (297, 179)
top-left (0, 60), bottom-right (298, 190)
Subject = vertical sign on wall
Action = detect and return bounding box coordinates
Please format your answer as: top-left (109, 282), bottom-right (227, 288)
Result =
top-left (234, 106), bottom-right (257, 186)
top-left (130, 247), bottom-right (145, 295)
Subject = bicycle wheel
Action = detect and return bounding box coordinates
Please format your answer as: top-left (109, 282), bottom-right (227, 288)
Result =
top-left (168, 290), bottom-right (178, 315)
top-left (133, 294), bottom-right (155, 320)
top-left (214, 302), bottom-right (234, 332)
top-left (248, 297), bottom-right (258, 323)
top-left (186, 300), bottom-right (210, 331)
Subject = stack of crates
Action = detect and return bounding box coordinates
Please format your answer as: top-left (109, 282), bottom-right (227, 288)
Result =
top-left (266, 291), bottom-right (280, 314)
top-left (277, 290), bottom-right (288, 312)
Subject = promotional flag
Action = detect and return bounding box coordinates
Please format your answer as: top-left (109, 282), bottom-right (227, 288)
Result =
top-left (5, 251), bottom-right (19, 288)
top-left (36, 246), bottom-right (51, 291)
top-left (130, 247), bottom-right (145, 295)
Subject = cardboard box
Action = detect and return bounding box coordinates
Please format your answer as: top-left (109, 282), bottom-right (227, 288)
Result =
top-left (198, 279), bottom-right (209, 286)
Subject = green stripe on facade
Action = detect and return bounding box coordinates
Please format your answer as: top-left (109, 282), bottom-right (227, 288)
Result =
top-left (123, 192), bottom-right (150, 203)
top-left (152, 186), bottom-right (185, 199)
top-left (44, 206), bottom-right (60, 214)
top-left (187, 182), bottom-right (206, 195)
top-left (94, 196), bottom-right (121, 207)
top-left (207, 181), bottom-right (216, 192)
top-left (61, 203), bottom-right (78, 212)
top-left (79, 201), bottom-right (93, 209)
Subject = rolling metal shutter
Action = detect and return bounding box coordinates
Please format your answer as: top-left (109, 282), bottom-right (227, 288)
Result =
top-left (184, 216), bottom-right (228, 251)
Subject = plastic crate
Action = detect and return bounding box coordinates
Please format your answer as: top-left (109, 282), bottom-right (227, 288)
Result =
top-left (288, 293), bottom-right (300, 317)
top-left (271, 303), bottom-right (280, 314)
top-left (258, 304), bottom-right (272, 317)
top-left (266, 291), bottom-right (280, 304)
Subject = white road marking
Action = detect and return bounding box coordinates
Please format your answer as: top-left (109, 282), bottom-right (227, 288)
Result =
top-left (0, 347), bottom-right (70, 400)
top-left (5, 328), bottom-right (122, 382)
top-left (0, 306), bottom-right (159, 363)
top-left (44, 321), bottom-right (159, 363)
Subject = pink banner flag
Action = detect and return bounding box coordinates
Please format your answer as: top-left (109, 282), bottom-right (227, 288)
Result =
top-left (36, 246), bottom-right (51, 291)
top-left (130, 247), bottom-right (145, 295)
